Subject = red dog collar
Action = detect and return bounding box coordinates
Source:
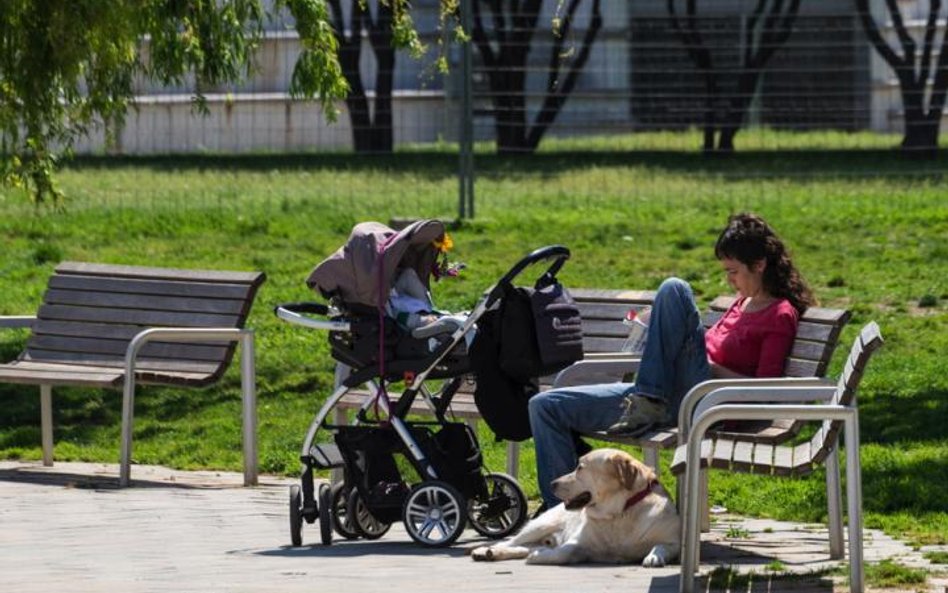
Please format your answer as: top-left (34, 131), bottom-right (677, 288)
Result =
top-left (623, 480), bottom-right (658, 511)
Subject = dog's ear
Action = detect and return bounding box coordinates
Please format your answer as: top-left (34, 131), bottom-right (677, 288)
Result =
top-left (613, 455), bottom-right (639, 491)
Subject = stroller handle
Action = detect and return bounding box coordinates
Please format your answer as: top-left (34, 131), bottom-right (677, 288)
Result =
top-left (485, 244), bottom-right (571, 307)
top-left (274, 302), bottom-right (351, 332)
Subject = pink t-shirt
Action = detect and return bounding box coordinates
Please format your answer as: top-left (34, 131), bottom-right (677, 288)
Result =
top-left (704, 297), bottom-right (799, 377)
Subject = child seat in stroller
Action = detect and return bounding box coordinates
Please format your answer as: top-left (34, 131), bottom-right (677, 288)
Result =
top-left (275, 220), bottom-right (579, 547)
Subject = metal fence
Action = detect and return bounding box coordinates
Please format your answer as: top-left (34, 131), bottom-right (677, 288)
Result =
top-left (55, 1), bottom-right (948, 218)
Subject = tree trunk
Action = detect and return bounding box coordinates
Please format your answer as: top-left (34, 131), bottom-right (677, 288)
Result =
top-left (330, 1), bottom-right (396, 154)
top-left (473, 0), bottom-right (598, 154)
top-left (368, 4), bottom-right (395, 153)
top-left (492, 52), bottom-right (530, 153)
top-left (856, 0), bottom-right (946, 154)
top-left (716, 69), bottom-right (761, 151)
top-left (901, 117), bottom-right (940, 157)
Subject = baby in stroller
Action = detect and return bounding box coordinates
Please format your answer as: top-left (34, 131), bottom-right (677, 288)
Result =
top-left (276, 220), bottom-right (574, 547)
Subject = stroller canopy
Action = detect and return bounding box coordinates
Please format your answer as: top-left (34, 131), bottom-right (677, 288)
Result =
top-left (307, 219), bottom-right (447, 309)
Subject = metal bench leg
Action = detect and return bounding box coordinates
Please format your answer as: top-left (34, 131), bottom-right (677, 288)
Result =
top-left (40, 384), bottom-right (53, 466)
top-left (240, 331), bottom-right (258, 486)
top-left (120, 376), bottom-right (136, 487)
top-left (825, 443), bottom-right (844, 559)
top-left (506, 440), bottom-right (520, 478)
top-left (845, 415), bottom-right (865, 593)
top-left (700, 468), bottom-right (710, 532)
top-left (643, 446), bottom-right (660, 477)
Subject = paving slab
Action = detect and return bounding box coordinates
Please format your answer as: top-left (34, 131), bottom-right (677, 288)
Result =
top-left (0, 461), bottom-right (936, 593)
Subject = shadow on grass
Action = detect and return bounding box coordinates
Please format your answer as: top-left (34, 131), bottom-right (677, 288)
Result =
top-left (61, 149), bottom-right (948, 183)
top-left (0, 380), bottom-right (244, 450)
top-left (861, 387), bottom-right (948, 444)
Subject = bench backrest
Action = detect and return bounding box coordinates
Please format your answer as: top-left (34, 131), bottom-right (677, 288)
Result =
top-left (570, 288), bottom-right (656, 353)
top-left (570, 288), bottom-right (852, 379)
top-left (23, 262), bottom-right (266, 386)
top-left (807, 322), bottom-right (883, 466)
top-left (703, 296), bottom-right (851, 378)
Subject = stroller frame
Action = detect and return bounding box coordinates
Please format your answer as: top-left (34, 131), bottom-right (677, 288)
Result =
top-left (277, 243), bottom-right (571, 547)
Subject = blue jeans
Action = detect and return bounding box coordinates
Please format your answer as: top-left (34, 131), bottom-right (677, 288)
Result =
top-left (527, 277), bottom-right (710, 507)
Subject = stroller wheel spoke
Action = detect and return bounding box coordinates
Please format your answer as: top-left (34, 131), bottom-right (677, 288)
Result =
top-left (419, 519), bottom-right (437, 538)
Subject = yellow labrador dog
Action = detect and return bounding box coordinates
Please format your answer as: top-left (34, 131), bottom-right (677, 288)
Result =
top-left (471, 448), bottom-right (680, 566)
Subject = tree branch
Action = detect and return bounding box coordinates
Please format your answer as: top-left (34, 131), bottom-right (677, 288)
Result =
top-left (918, 0), bottom-right (940, 89)
top-left (470, 1), bottom-right (496, 69)
top-left (855, 0), bottom-right (905, 69)
top-left (527, 0), bottom-right (602, 148)
top-left (925, 5), bottom-right (948, 120)
top-left (885, 0), bottom-right (916, 62)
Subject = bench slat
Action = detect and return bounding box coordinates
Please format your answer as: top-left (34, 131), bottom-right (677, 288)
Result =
top-left (783, 358), bottom-right (821, 377)
top-left (580, 319), bottom-right (631, 338)
top-left (753, 443), bottom-right (774, 474)
top-left (789, 339), bottom-right (835, 362)
top-left (570, 289), bottom-right (655, 303)
top-left (43, 289), bottom-right (248, 315)
top-left (49, 275), bottom-right (255, 300)
top-left (24, 350), bottom-right (222, 375)
top-left (792, 442), bottom-right (813, 475)
top-left (56, 262), bottom-right (264, 285)
top-left (712, 438), bottom-right (735, 470)
top-left (574, 302), bottom-right (643, 320)
top-left (582, 336), bottom-right (630, 354)
top-left (590, 429), bottom-right (678, 449)
top-left (37, 305), bottom-right (242, 328)
top-left (731, 441), bottom-right (754, 471)
top-left (0, 366), bottom-right (122, 387)
top-left (772, 446), bottom-right (794, 476)
top-left (27, 335), bottom-right (231, 362)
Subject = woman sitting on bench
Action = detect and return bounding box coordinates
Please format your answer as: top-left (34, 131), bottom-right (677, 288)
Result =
top-left (528, 212), bottom-right (815, 510)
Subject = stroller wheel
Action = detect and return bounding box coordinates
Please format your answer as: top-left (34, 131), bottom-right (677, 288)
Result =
top-left (330, 483), bottom-right (361, 540)
top-left (318, 482), bottom-right (333, 545)
top-left (346, 488), bottom-right (392, 540)
top-left (289, 484), bottom-right (303, 547)
top-left (467, 472), bottom-right (528, 539)
top-left (402, 480), bottom-right (467, 547)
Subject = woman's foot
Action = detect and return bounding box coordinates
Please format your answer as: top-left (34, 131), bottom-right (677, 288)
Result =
top-left (605, 394), bottom-right (668, 436)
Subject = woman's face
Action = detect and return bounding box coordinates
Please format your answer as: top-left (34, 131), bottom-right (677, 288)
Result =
top-left (719, 257), bottom-right (765, 297)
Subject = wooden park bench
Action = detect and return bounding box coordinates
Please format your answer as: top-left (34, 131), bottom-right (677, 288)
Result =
top-left (675, 322), bottom-right (883, 593)
top-left (0, 262), bottom-right (265, 487)
top-left (561, 293), bottom-right (852, 472)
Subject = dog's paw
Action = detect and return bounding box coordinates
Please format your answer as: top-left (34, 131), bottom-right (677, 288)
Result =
top-left (642, 546), bottom-right (668, 568)
top-left (470, 546), bottom-right (495, 562)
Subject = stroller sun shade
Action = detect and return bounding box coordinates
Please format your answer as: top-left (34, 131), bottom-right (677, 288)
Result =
top-left (306, 219), bottom-right (447, 309)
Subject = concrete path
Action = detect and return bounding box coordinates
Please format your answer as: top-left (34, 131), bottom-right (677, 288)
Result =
top-left (0, 461), bottom-right (938, 593)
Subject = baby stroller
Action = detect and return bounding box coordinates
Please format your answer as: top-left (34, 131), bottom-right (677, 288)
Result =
top-left (275, 220), bottom-right (574, 547)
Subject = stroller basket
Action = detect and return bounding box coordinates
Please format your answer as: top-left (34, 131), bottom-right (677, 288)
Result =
top-left (335, 422), bottom-right (484, 523)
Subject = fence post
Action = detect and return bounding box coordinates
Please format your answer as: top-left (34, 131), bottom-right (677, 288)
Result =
top-left (458, 0), bottom-right (475, 219)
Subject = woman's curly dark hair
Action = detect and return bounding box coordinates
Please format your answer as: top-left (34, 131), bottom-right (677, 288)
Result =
top-left (714, 213), bottom-right (815, 315)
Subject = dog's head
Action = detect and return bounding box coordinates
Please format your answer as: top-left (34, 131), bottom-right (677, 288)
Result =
top-left (550, 448), bottom-right (657, 519)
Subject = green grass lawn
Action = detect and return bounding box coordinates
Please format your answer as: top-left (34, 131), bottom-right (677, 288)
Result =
top-left (1, 137), bottom-right (946, 546)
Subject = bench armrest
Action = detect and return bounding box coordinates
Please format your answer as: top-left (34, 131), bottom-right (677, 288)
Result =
top-left (677, 377), bottom-right (835, 442)
top-left (120, 327), bottom-right (257, 487)
top-left (553, 357), bottom-right (642, 388)
top-left (0, 316), bottom-right (35, 329)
